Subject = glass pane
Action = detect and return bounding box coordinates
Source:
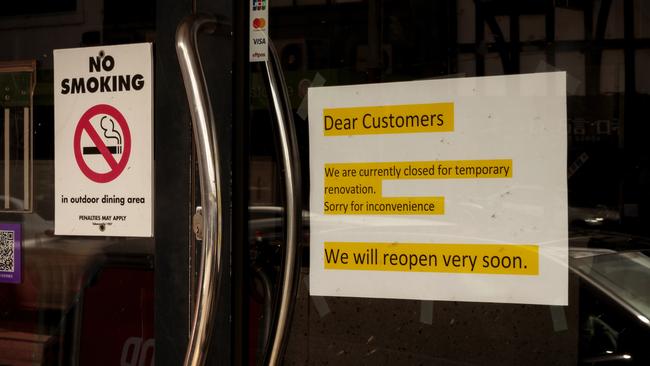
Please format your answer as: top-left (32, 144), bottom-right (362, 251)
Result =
top-left (0, 2), bottom-right (156, 364)
top-left (0, 63), bottom-right (34, 212)
top-left (247, 1), bottom-right (650, 365)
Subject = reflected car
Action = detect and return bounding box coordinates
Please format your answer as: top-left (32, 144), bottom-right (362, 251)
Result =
top-left (570, 247), bottom-right (650, 365)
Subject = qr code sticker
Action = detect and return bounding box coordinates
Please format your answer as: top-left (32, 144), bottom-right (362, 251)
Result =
top-left (0, 230), bottom-right (15, 272)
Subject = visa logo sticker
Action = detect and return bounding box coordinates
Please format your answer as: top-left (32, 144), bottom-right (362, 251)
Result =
top-left (249, 0), bottom-right (268, 62)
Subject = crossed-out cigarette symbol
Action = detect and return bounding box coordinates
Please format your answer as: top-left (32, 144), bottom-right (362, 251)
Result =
top-left (82, 116), bottom-right (123, 155)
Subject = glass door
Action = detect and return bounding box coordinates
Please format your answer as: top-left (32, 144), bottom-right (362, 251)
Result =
top-left (236, 1), bottom-right (650, 365)
top-left (0, 2), bottom-right (160, 365)
top-left (0, 1), bottom-right (236, 365)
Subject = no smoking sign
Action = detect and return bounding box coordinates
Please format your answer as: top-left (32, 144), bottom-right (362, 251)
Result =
top-left (74, 104), bottom-right (131, 183)
top-left (54, 43), bottom-right (153, 237)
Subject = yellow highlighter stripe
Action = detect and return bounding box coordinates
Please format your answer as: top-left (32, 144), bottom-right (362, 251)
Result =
top-left (323, 102), bottom-right (454, 136)
top-left (323, 242), bottom-right (539, 275)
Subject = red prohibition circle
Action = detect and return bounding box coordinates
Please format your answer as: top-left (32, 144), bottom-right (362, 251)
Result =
top-left (73, 104), bottom-right (131, 183)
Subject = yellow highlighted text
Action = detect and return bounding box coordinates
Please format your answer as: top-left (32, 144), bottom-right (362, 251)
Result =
top-left (323, 159), bottom-right (512, 215)
top-left (323, 102), bottom-right (454, 136)
top-left (323, 242), bottom-right (539, 275)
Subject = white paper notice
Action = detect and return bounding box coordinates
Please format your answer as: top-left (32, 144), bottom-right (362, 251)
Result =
top-left (308, 72), bottom-right (568, 305)
top-left (54, 43), bottom-right (153, 237)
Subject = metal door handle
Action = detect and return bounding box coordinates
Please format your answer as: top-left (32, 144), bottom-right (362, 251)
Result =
top-left (262, 40), bottom-right (303, 366)
top-left (175, 15), bottom-right (224, 366)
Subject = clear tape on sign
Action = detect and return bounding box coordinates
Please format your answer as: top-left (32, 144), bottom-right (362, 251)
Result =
top-left (297, 72), bottom-right (325, 121)
top-left (303, 276), bottom-right (330, 318)
top-left (419, 301), bottom-right (434, 325)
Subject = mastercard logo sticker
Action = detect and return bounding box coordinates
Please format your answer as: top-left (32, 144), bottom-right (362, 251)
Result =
top-left (252, 18), bottom-right (266, 29)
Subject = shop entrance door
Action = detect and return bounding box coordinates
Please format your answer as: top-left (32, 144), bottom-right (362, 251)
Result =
top-left (2, 1), bottom-right (649, 365)
top-left (220, 1), bottom-right (650, 365)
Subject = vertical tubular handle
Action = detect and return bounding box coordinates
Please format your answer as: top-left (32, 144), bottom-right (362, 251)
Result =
top-left (263, 40), bottom-right (303, 366)
top-left (175, 15), bottom-right (223, 366)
